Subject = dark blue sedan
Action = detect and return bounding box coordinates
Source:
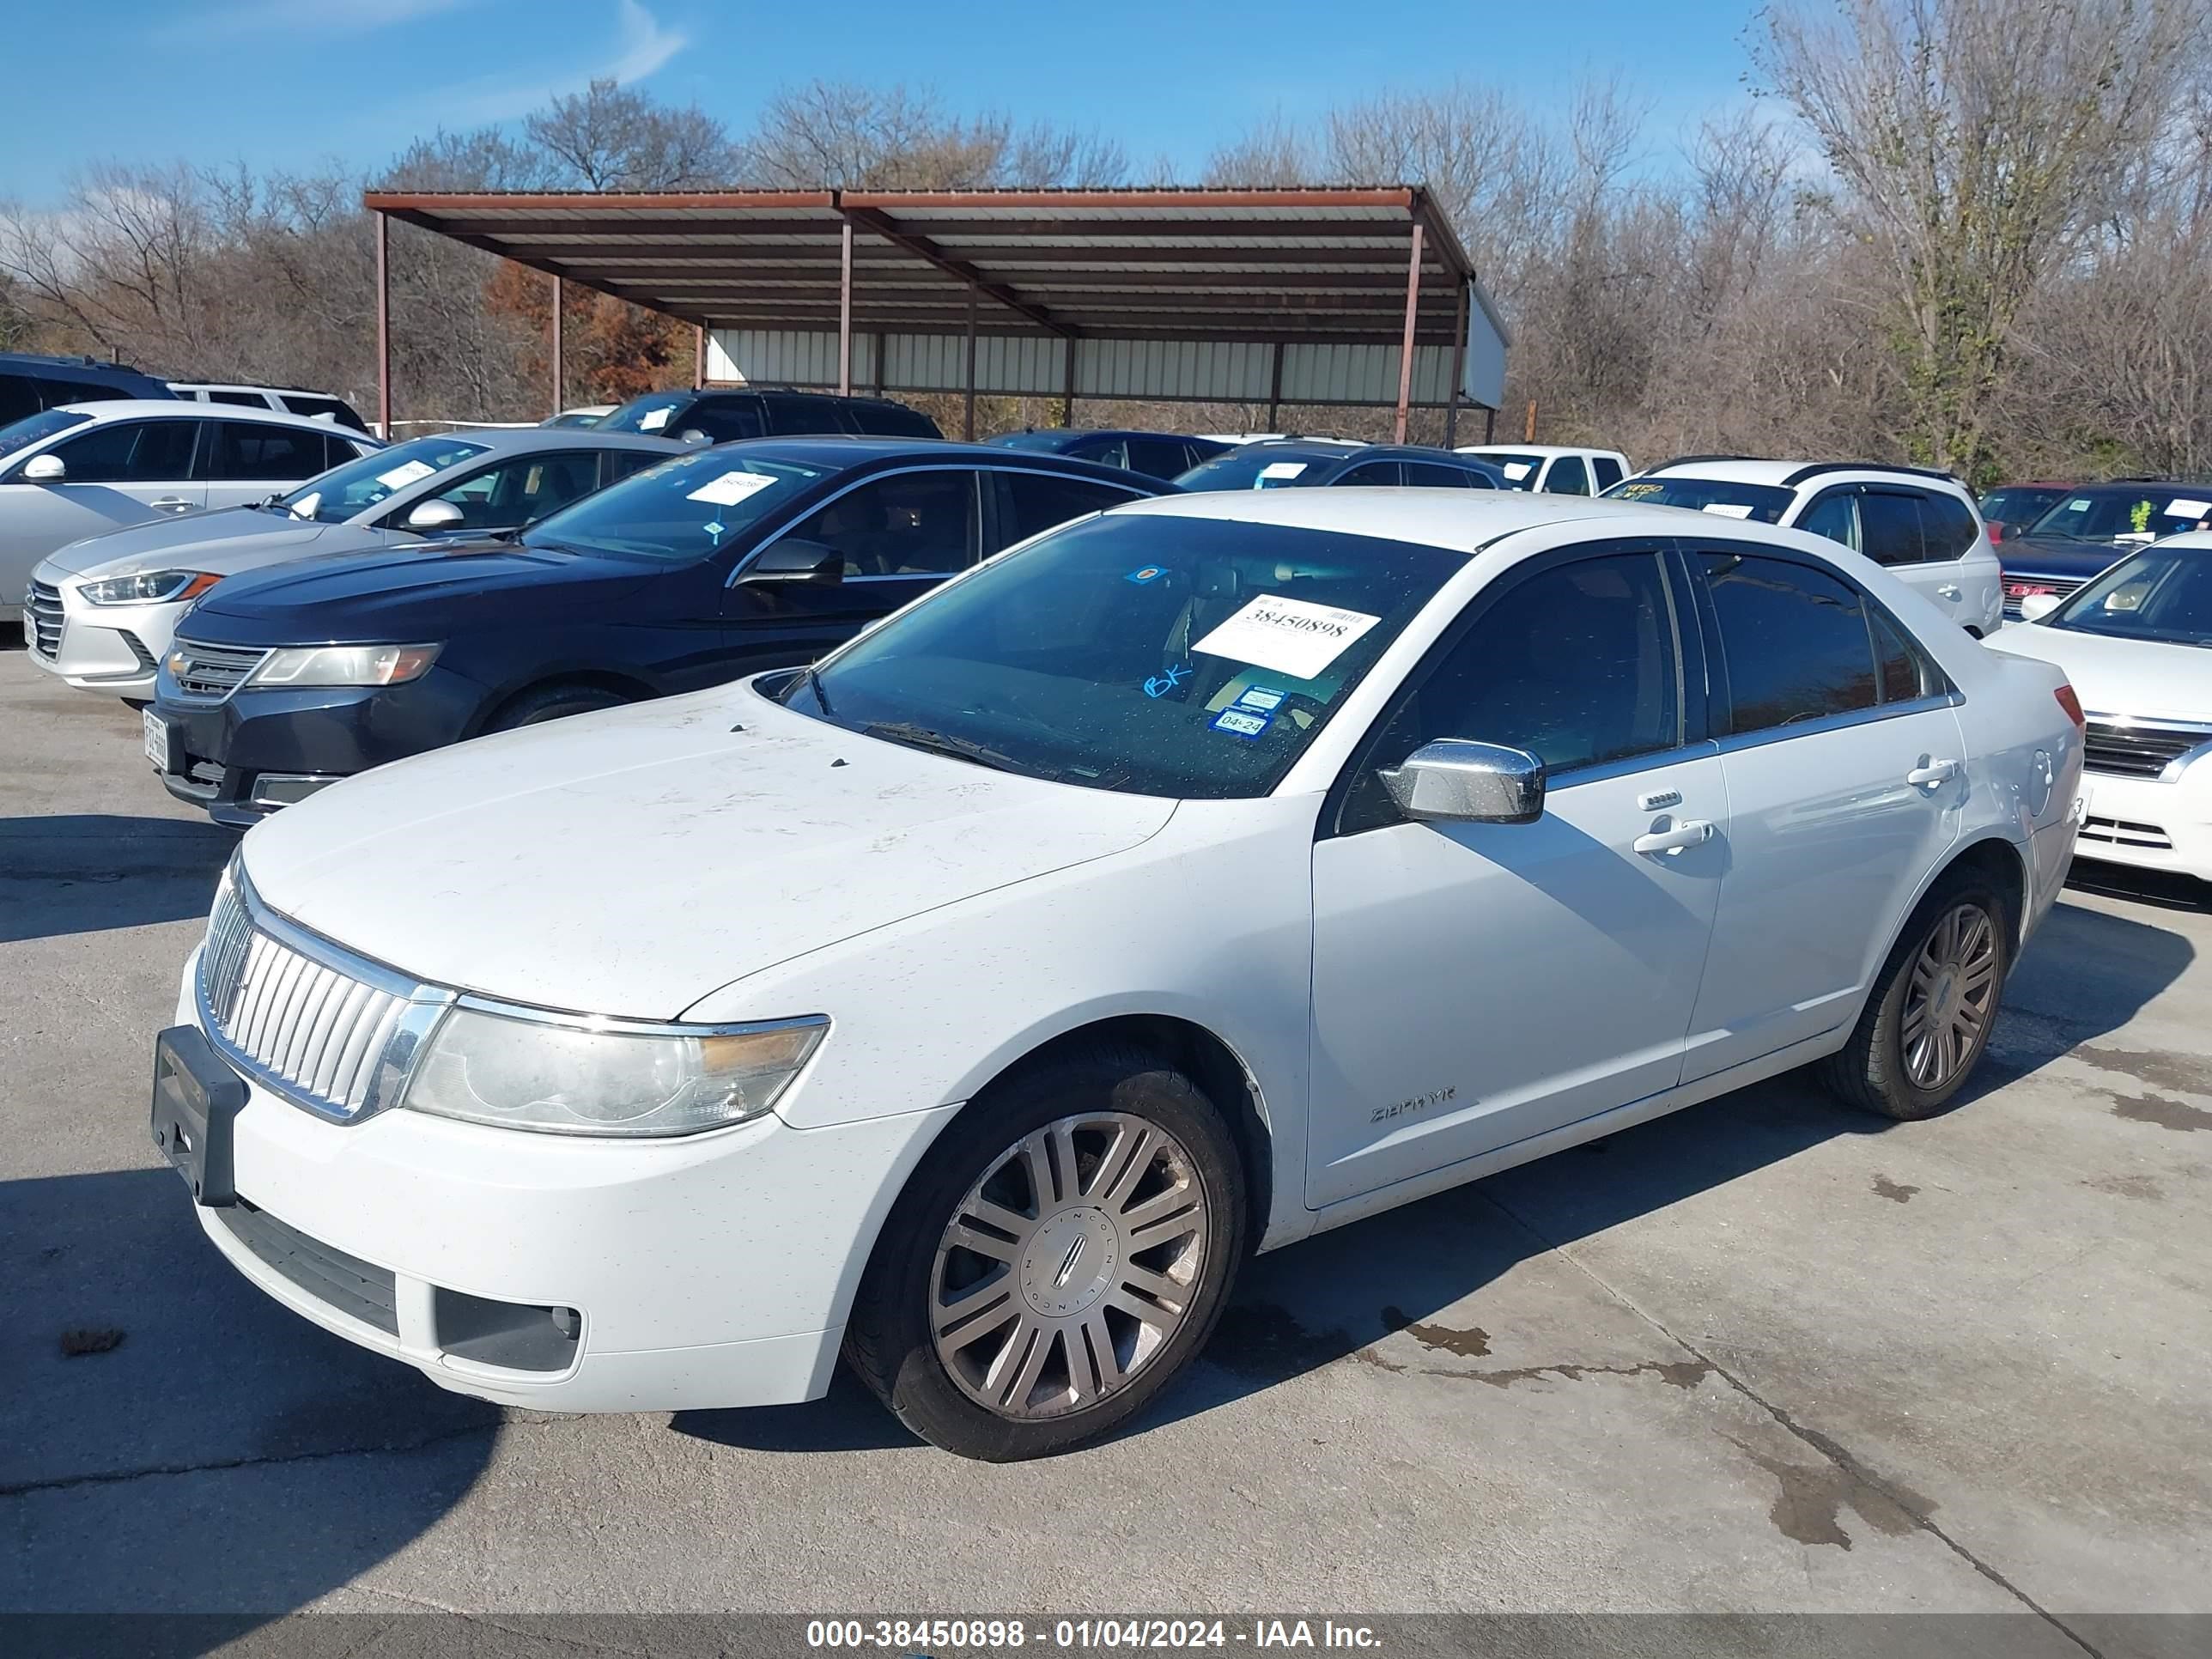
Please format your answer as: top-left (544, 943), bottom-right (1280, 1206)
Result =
top-left (987, 428), bottom-right (1231, 481)
top-left (1175, 441), bottom-right (1508, 493)
top-left (147, 440), bottom-right (1170, 824)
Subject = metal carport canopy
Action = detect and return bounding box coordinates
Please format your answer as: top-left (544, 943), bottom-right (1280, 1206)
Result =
top-left (357, 185), bottom-right (1511, 440)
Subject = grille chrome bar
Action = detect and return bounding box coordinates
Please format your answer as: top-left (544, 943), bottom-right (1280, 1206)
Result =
top-left (2081, 716), bottom-right (2212, 781)
top-left (195, 868), bottom-right (451, 1122)
top-left (26, 580), bottom-right (64, 659)
top-left (167, 639), bottom-right (270, 701)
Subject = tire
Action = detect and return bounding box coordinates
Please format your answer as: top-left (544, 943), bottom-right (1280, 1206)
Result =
top-left (846, 1042), bottom-right (1246, 1461)
top-left (1819, 869), bottom-right (2011, 1121)
top-left (486, 682), bottom-right (629, 732)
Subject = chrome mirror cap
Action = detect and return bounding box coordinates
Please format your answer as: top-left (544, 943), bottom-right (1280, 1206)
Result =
top-left (1382, 738), bottom-right (1546, 824)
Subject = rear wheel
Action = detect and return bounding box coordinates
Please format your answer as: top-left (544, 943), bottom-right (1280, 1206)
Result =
top-left (486, 682), bottom-right (629, 732)
top-left (846, 1044), bottom-right (1244, 1461)
top-left (1820, 871), bottom-right (2009, 1121)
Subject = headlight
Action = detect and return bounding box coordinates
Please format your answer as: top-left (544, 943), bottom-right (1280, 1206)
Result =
top-left (399, 1005), bottom-right (827, 1137)
top-left (78, 569), bottom-right (221, 606)
top-left (252, 642), bottom-right (442, 687)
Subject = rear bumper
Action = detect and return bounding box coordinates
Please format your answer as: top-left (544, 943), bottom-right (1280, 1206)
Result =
top-left (151, 665), bottom-right (483, 826)
top-left (2071, 769), bottom-right (2212, 883)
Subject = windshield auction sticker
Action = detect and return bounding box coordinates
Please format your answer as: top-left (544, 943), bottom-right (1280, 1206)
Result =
top-left (375, 459), bottom-right (436, 489)
top-left (687, 470), bottom-right (779, 507)
top-left (1194, 594), bottom-right (1380, 681)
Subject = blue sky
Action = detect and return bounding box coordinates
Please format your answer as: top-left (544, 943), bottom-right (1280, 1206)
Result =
top-left (3, 0), bottom-right (1766, 204)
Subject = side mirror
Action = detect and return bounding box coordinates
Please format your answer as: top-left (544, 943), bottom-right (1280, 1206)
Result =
top-left (20, 453), bottom-right (65, 483)
top-left (739, 538), bottom-right (844, 585)
top-left (404, 498), bottom-right (466, 532)
top-left (1381, 738), bottom-right (1546, 824)
top-left (2018, 592), bottom-right (2062, 623)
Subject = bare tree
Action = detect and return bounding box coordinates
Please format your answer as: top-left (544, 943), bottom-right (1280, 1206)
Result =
top-left (1753, 0), bottom-right (2210, 476)
top-left (744, 81), bottom-right (1126, 189)
top-left (526, 79), bottom-right (743, 191)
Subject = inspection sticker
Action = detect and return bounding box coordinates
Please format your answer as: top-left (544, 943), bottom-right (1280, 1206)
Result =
top-left (687, 470), bottom-right (778, 507)
top-left (1211, 708), bottom-right (1273, 740)
top-left (1502, 462), bottom-right (1534, 481)
top-left (1701, 502), bottom-right (1755, 519)
top-left (639, 406), bottom-right (673, 430)
top-left (375, 459), bottom-right (435, 489)
top-left (1233, 685), bottom-right (1286, 713)
top-left (1126, 565), bottom-right (1166, 585)
top-left (2167, 498), bottom-right (2211, 520)
top-left (1194, 593), bottom-right (1380, 681)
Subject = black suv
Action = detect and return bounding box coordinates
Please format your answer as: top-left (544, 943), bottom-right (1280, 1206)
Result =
top-left (149, 440), bottom-right (1166, 823)
top-left (988, 428), bottom-right (1230, 480)
top-left (0, 352), bottom-right (174, 424)
top-left (597, 386), bottom-right (940, 444)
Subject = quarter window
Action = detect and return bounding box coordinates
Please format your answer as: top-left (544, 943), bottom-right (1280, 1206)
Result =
top-left (204, 421), bottom-right (329, 481)
top-left (1402, 460), bottom-right (1474, 488)
top-left (1699, 551), bottom-right (1879, 732)
top-left (51, 418), bottom-right (198, 482)
top-left (1591, 456), bottom-right (1625, 490)
top-left (1121, 437), bottom-right (1189, 479)
top-left (994, 471), bottom-right (1142, 548)
top-left (782, 470), bottom-right (980, 576)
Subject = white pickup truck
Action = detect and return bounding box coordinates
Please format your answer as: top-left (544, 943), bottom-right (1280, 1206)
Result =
top-left (1455, 444), bottom-right (1631, 495)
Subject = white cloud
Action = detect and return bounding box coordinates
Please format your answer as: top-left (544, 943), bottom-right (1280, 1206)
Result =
top-left (418, 0), bottom-right (690, 125)
top-left (191, 0), bottom-right (481, 40)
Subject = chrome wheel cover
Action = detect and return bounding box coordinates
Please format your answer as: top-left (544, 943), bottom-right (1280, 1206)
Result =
top-left (1902, 902), bottom-right (1999, 1090)
top-left (930, 1112), bottom-right (1210, 1419)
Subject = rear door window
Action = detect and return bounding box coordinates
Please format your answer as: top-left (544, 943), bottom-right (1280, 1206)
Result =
top-left (992, 470), bottom-right (1146, 548)
top-left (763, 392), bottom-right (832, 435)
top-left (1698, 550), bottom-right (1881, 732)
top-left (1591, 455), bottom-right (1625, 490)
top-left (1402, 460), bottom-right (1474, 488)
top-left (204, 420), bottom-right (331, 481)
top-left (1856, 491), bottom-right (1929, 566)
top-left (52, 418), bottom-right (199, 482)
top-left (1334, 461), bottom-right (1402, 487)
top-left (1121, 437), bottom-right (1189, 478)
top-left (1919, 492), bottom-right (1979, 560)
top-left (599, 447), bottom-right (665, 486)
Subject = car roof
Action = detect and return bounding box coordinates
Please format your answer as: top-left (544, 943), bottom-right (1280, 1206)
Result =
top-left (1457, 443), bottom-right (1620, 458)
top-left (414, 426), bottom-right (685, 457)
top-left (701, 435), bottom-right (1170, 486)
top-left (52, 398), bottom-right (360, 433)
top-left (1642, 457), bottom-right (1966, 491)
top-left (173, 382), bottom-right (342, 397)
top-left (2056, 479), bottom-right (2199, 494)
top-left (992, 428), bottom-right (1198, 443)
top-left (1110, 483), bottom-right (1686, 553)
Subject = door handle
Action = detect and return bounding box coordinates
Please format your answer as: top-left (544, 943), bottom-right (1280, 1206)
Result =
top-left (1906, 759), bottom-right (1960, 788)
top-left (150, 497), bottom-right (195, 513)
top-left (1936, 584), bottom-right (1962, 600)
top-left (1633, 818), bottom-right (1715, 855)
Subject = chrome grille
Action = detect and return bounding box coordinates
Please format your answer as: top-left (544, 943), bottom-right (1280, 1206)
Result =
top-left (168, 639), bottom-right (269, 701)
top-left (197, 872), bottom-right (447, 1121)
top-left (2002, 577), bottom-right (2081, 620)
top-left (2081, 719), bottom-right (2212, 781)
top-left (26, 580), bottom-right (64, 658)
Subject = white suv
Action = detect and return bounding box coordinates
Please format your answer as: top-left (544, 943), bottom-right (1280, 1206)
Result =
top-left (5, 401), bottom-right (379, 630)
top-left (153, 489), bottom-right (2080, 1459)
top-left (1607, 458), bottom-right (2004, 635)
top-left (1455, 444), bottom-right (1631, 495)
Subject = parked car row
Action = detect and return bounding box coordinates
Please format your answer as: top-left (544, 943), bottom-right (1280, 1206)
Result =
top-left (1981, 480), bottom-right (2212, 618)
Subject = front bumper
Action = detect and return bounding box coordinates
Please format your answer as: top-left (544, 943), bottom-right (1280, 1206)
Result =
top-left (151, 664), bottom-right (482, 827)
top-left (21, 573), bottom-right (172, 696)
top-left (166, 957), bottom-right (958, 1411)
top-left (2070, 768), bottom-right (2212, 883)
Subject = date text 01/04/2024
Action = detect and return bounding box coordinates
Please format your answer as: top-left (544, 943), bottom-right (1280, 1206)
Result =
top-left (804, 1618), bottom-right (1382, 1650)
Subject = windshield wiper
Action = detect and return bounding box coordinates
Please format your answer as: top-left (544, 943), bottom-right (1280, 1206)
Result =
top-left (793, 663), bottom-right (834, 716)
top-left (862, 721), bottom-right (1026, 775)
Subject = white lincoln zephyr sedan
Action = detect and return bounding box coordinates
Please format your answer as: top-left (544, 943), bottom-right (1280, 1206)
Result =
top-left (153, 489), bottom-right (2084, 1460)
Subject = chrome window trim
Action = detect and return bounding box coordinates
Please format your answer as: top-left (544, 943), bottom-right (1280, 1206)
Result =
top-left (1711, 690), bottom-right (1964, 757)
top-left (1544, 738), bottom-right (1724, 793)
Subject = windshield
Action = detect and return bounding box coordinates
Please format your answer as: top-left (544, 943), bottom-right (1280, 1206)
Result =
top-left (0, 408), bottom-right (88, 463)
top-left (2024, 489), bottom-right (2209, 544)
top-left (781, 512), bottom-right (1464, 799)
top-left (521, 447), bottom-right (829, 561)
top-left (276, 435), bottom-right (488, 524)
top-left (1978, 486), bottom-right (2068, 527)
top-left (597, 392), bottom-right (693, 435)
top-left (1603, 475), bottom-right (1796, 523)
top-left (1176, 449), bottom-right (1343, 493)
top-left (1462, 451), bottom-right (1547, 489)
top-left (988, 431), bottom-right (1076, 452)
top-left (2045, 543), bottom-right (2212, 645)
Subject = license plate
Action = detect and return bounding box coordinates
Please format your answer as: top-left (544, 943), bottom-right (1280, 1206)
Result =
top-left (151, 1025), bottom-right (247, 1208)
top-left (143, 709), bottom-right (168, 769)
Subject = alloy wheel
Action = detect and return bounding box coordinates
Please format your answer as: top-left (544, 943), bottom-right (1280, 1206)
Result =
top-left (1901, 902), bottom-right (1999, 1089)
top-left (930, 1112), bottom-right (1210, 1419)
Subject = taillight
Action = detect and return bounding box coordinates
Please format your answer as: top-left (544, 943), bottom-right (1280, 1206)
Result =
top-left (2055, 684), bottom-right (2085, 730)
top-left (1988, 522), bottom-right (2004, 541)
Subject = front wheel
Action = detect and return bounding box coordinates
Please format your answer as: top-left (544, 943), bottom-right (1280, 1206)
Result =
top-left (1820, 872), bottom-right (2010, 1121)
top-left (486, 682), bottom-right (629, 732)
top-left (846, 1044), bottom-right (1245, 1460)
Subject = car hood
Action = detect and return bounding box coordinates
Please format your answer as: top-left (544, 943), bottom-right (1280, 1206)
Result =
top-left (42, 513), bottom-right (417, 582)
top-left (179, 539), bottom-right (656, 642)
top-left (1990, 624), bottom-right (2212, 723)
top-left (1998, 536), bottom-right (2133, 580)
top-left (237, 682), bottom-right (1177, 1018)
